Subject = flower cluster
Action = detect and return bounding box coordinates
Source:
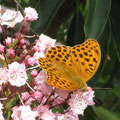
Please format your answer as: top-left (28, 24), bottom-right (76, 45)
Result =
top-left (0, 5), bottom-right (95, 120)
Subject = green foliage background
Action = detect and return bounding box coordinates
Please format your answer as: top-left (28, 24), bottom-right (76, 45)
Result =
top-left (0, 0), bottom-right (120, 119)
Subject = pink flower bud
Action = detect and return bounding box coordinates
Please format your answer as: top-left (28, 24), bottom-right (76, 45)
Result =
top-left (19, 38), bottom-right (25, 45)
top-left (31, 69), bottom-right (38, 78)
top-left (12, 106), bottom-right (18, 111)
top-left (7, 48), bottom-right (15, 57)
top-left (21, 92), bottom-right (30, 101)
top-left (32, 91), bottom-right (43, 100)
top-left (0, 44), bottom-right (5, 53)
top-left (27, 57), bottom-right (35, 66)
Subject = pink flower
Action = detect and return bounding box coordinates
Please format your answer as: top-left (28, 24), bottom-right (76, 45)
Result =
top-left (0, 102), bottom-right (4, 120)
top-left (19, 38), bottom-right (25, 45)
top-left (7, 48), bottom-right (15, 56)
top-left (34, 70), bottom-right (53, 95)
top-left (34, 105), bottom-right (49, 115)
top-left (5, 37), bottom-right (12, 45)
top-left (0, 67), bottom-right (9, 85)
top-left (33, 52), bottom-right (45, 64)
top-left (0, 54), bottom-right (4, 60)
top-left (0, 44), bottom-right (5, 53)
top-left (82, 87), bottom-right (95, 105)
top-left (8, 62), bottom-right (28, 87)
top-left (27, 57), bottom-right (36, 66)
top-left (55, 111), bottom-right (78, 120)
top-left (5, 37), bottom-right (15, 46)
top-left (55, 89), bottom-right (69, 99)
top-left (34, 70), bottom-right (47, 84)
top-left (24, 7), bottom-right (38, 21)
top-left (33, 42), bottom-right (46, 52)
top-left (25, 97), bottom-right (35, 106)
top-left (39, 34), bottom-right (56, 47)
top-left (68, 86), bottom-right (95, 115)
top-left (31, 91), bottom-right (43, 101)
top-left (33, 34), bottom-right (56, 53)
top-left (1, 9), bottom-right (23, 28)
top-left (11, 105), bottom-right (39, 120)
top-left (41, 109), bottom-right (55, 120)
top-left (31, 69), bottom-right (38, 78)
top-left (21, 92), bottom-right (30, 101)
top-left (51, 97), bottom-right (65, 108)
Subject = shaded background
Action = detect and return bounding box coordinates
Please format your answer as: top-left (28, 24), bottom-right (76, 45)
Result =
top-left (0, 0), bottom-right (120, 119)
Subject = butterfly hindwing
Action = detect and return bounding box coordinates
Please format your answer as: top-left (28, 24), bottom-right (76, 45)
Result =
top-left (45, 46), bottom-right (73, 70)
top-left (47, 71), bottom-right (81, 91)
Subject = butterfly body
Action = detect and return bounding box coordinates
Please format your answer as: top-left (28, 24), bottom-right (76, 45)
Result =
top-left (38, 39), bottom-right (101, 91)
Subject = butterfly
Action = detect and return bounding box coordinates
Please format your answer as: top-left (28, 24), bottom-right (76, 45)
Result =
top-left (38, 39), bottom-right (101, 91)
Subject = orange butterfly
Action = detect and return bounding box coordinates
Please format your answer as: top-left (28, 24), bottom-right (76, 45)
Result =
top-left (38, 39), bottom-right (101, 91)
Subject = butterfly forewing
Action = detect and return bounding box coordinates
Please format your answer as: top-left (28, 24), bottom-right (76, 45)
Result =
top-left (71, 39), bottom-right (101, 82)
top-left (45, 46), bottom-right (73, 71)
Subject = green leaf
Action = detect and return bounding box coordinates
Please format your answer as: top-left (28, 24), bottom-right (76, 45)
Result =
top-left (31, 0), bottom-right (64, 35)
top-left (93, 106), bottom-right (120, 120)
top-left (51, 105), bottom-right (64, 113)
top-left (83, 106), bottom-right (99, 120)
top-left (24, 0), bottom-right (29, 4)
top-left (84, 0), bottom-right (111, 39)
top-left (110, 0), bottom-right (120, 61)
top-left (66, 10), bottom-right (85, 46)
top-left (97, 34), bottom-right (117, 84)
top-left (112, 86), bottom-right (120, 99)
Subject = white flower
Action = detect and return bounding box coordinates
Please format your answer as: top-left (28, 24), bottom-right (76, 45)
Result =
top-left (8, 62), bottom-right (28, 87)
top-left (24, 7), bottom-right (38, 21)
top-left (68, 86), bottom-right (95, 115)
top-left (0, 9), bottom-right (23, 28)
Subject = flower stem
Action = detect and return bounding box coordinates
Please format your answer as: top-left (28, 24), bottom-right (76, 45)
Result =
top-left (43, 90), bottom-right (55, 105)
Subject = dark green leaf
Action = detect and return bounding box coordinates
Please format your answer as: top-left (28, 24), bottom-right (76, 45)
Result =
top-left (112, 86), bottom-right (120, 99)
top-left (31, 0), bottom-right (64, 35)
top-left (84, 0), bottom-right (111, 39)
top-left (66, 10), bottom-right (85, 46)
top-left (110, 0), bottom-right (120, 61)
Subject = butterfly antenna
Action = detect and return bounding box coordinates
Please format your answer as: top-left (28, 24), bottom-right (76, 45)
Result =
top-left (92, 87), bottom-right (112, 90)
